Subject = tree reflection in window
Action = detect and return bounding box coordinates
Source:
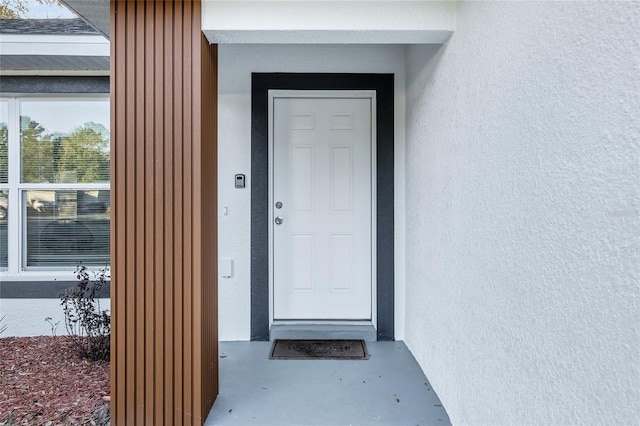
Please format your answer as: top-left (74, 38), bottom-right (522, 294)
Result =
top-left (20, 117), bottom-right (109, 184)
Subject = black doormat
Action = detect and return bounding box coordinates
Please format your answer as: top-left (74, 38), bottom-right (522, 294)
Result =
top-left (269, 339), bottom-right (368, 360)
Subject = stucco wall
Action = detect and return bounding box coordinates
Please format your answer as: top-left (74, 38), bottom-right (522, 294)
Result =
top-left (404, 2), bottom-right (639, 425)
top-left (218, 45), bottom-right (407, 341)
top-left (0, 299), bottom-right (110, 337)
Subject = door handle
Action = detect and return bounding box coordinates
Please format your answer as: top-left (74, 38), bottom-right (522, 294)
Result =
top-left (275, 216), bottom-right (284, 225)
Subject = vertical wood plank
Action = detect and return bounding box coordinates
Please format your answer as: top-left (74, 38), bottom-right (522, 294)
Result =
top-left (124, 0), bottom-right (137, 421)
top-left (183, 0), bottom-right (194, 421)
top-left (162, 0), bottom-right (175, 423)
top-left (143, 1), bottom-right (155, 421)
top-left (111, 0), bottom-right (218, 424)
top-left (152, 1), bottom-right (165, 421)
top-left (172, 3), bottom-right (184, 423)
top-left (134, 2), bottom-right (146, 423)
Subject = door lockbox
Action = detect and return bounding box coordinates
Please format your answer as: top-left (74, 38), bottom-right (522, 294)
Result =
top-left (235, 174), bottom-right (246, 188)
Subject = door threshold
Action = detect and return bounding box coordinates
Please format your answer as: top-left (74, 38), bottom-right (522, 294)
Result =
top-left (269, 321), bottom-right (377, 341)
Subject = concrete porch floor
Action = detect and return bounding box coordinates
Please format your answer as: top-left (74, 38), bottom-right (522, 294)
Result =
top-left (205, 341), bottom-right (450, 426)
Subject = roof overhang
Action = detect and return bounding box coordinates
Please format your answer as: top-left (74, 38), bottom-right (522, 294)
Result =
top-left (58, 0), bottom-right (456, 45)
top-left (59, 0), bottom-right (110, 39)
top-left (0, 33), bottom-right (109, 76)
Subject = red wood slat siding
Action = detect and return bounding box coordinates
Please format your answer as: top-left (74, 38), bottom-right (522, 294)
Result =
top-left (111, 1), bottom-right (218, 424)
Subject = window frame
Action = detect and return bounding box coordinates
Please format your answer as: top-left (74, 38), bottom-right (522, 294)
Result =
top-left (0, 94), bottom-right (110, 281)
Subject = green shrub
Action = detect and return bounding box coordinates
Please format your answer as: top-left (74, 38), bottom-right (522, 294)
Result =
top-left (61, 264), bottom-right (110, 361)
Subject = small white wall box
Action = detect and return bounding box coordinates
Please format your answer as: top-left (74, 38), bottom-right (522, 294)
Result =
top-left (235, 174), bottom-right (246, 188)
top-left (221, 258), bottom-right (234, 278)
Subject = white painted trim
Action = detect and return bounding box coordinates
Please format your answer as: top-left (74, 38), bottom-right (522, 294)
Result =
top-left (0, 34), bottom-right (109, 57)
top-left (370, 92), bottom-right (378, 331)
top-left (6, 98), bottom-right (19, 276)
top-left (268, 92), bottom-right (275, 324)
top-left (15, 184), bottom-right (110, 191)
top-left (203, 29), bottom-right (453, 45)
top-left (267, 89), bottom-right (378, 328)
top-left (0, 70), bottom-right (110, 77)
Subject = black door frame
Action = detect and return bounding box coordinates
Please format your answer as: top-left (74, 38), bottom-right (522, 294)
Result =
top-left (250, 73), bottom-right (394, 341)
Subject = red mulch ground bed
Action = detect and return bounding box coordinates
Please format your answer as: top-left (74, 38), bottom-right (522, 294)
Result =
top-left (0, 336), bottom-right (110, 425)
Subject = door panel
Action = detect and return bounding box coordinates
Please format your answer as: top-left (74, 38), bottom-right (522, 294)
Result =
top-left (273, 96), bottom-right (372, 320)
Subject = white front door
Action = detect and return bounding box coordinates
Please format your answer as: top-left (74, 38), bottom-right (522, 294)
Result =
top-left (271, 91), bottom-right (374, 320)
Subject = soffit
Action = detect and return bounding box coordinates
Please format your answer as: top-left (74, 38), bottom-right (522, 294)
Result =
top-left (0, 55), bottom-right (109, 75)
top-left (59, 0), bottom-right (110, 39)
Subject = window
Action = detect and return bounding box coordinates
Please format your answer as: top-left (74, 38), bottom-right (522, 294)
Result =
top-left (0, 102), bottom-right (8, 269)
top-left (0, 190), bottom-right (7, 269)
top-left (0, 97), bottom-right (109, 276)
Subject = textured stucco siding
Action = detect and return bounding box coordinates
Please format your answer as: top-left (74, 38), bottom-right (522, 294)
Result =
top-left (404, 2), bottom-right (639, 424)
top-left (0, 298), bottom-right (110, 337)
